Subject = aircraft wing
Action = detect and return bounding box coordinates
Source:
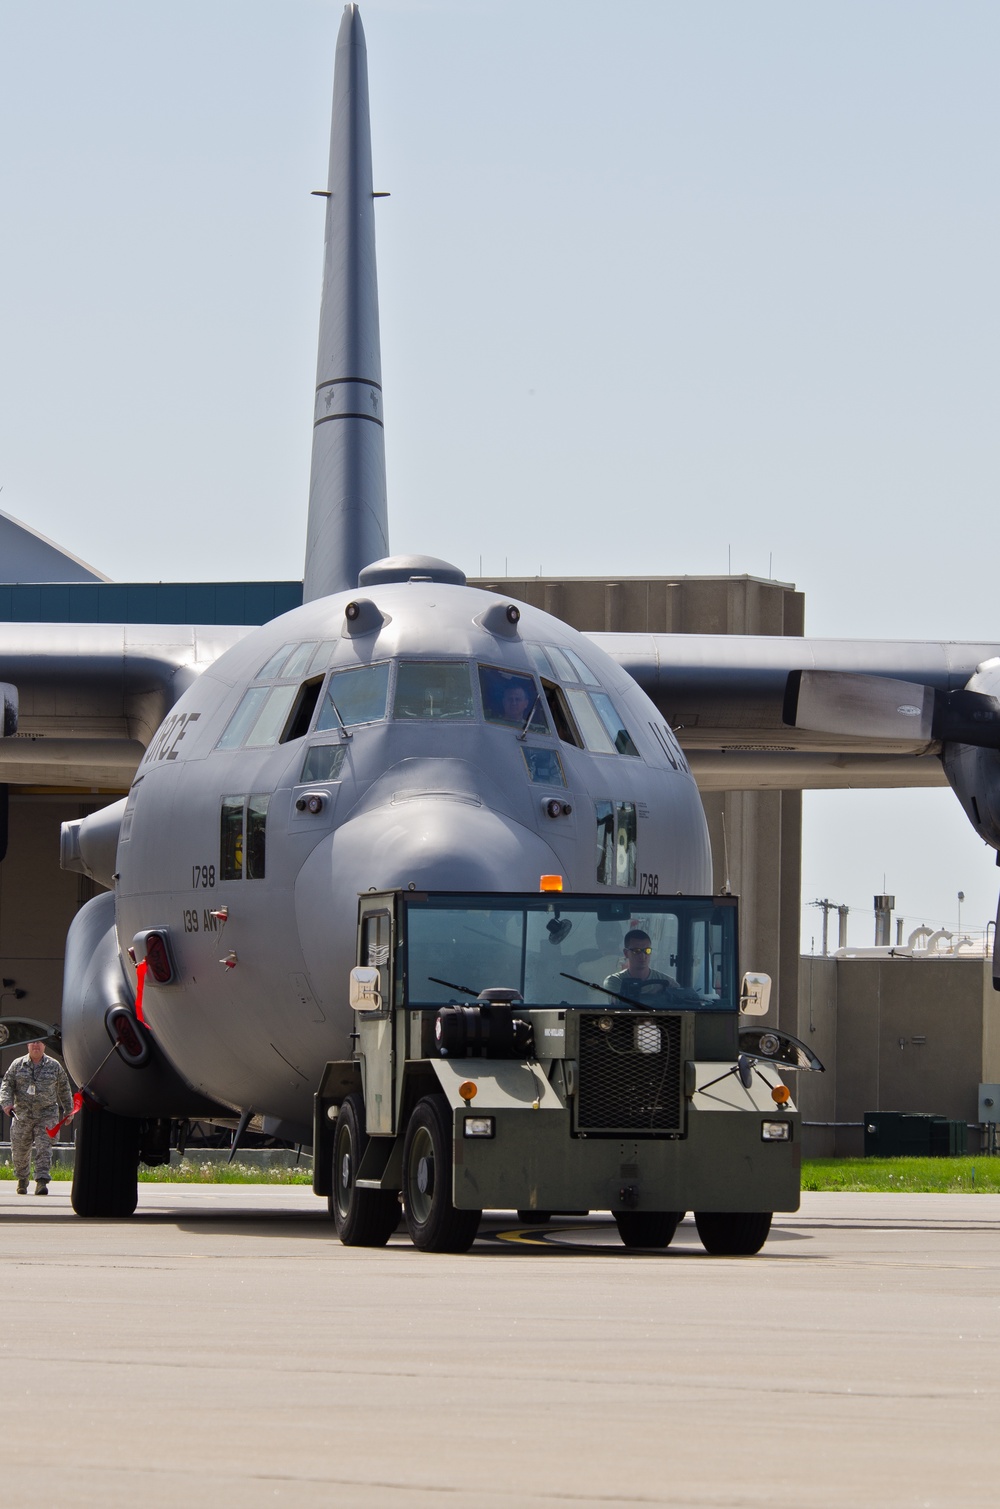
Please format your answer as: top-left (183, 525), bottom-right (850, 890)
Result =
top-left (3, 622), bottom-right (998, 794)
top-left (0, 623), bottom-right (250, 787)
top-left (590, 633), bottom-right (1000, 790)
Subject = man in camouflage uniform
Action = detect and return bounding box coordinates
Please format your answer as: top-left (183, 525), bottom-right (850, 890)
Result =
top-left (1, 1040), bottom-right (74, 1195)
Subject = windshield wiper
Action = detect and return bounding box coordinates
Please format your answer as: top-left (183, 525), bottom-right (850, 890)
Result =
top-left (428, 974), bottom-right (479, 998)
top-left (560, 971), bottom-right (637, 1009)
top-left (516, 694), bottom-right (543, 742)
top-left (325, 694), bottom-right (352, 740)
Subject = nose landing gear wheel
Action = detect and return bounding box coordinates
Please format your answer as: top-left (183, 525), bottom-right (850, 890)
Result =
top-left (330, 1093), bottom-right (399, 1247)
top-left (402, 1094), bottom-right (481, 1253)
top-left (71, 1102), bottom-right (140, 1218)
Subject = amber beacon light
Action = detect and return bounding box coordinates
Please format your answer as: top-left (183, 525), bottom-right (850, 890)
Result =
top-left (539, 874), bottom-right (563, 892)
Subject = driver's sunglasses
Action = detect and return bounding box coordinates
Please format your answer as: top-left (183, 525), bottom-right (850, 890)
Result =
top-left (625, 946), bottom-right (652, 956)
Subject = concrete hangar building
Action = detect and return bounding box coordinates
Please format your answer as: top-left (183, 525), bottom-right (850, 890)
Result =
top-left (0, 508), bottom-right (995, 1156)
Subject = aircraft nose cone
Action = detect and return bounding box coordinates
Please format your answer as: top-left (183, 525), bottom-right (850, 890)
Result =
top-left (328, 796), bottom-right (562, 892)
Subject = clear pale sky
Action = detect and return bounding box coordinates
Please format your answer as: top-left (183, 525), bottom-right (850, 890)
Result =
top-left (1, 2), bottom-right (998, 948)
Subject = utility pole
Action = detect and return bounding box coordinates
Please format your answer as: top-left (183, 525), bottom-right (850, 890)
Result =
top-left (810, 898), bottom-right (844, 957)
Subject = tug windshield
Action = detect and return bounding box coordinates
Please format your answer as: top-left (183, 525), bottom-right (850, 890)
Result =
top-left (403, 893), bottom-right (738, 1011)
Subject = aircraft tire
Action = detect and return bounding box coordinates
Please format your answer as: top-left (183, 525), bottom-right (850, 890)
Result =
top-left (402, 1094), bottom-right (481, 1253)
top-left (694, 1210), bottom-right (772, 1256)
top-left (329, 1093), bottom-right (399, 1247)
top-left (71, 1102), bottom-right (140, 1217)
top-left (613, 1210), bottom-right (683, 1249)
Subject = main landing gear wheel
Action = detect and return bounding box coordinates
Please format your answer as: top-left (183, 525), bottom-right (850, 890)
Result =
top-left (694, 1211), bottom-right (772, 1256)
top-left (613, 1210), bottom-right (683, 1249)
top-left (71, 1102), bottom-right (140, 1217)
top-left (402, 1094), bottom-right (481, 1253)
top-left (330, 1093), bottom-right (399, 1247)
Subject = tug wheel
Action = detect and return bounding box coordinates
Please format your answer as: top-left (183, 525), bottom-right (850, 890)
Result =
top-left (330, 1093), bottom-right (399, 1247)
top-left (612, 1210), bottom-right (683, 1249)
top-left (694, 1210), bottom-right (772, 1256)
top-left (402, 1094), bottom-right (481, 1253)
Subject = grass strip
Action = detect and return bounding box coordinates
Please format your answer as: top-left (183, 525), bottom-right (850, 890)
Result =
top-left (5, 1156), bottom-right (1000, 1191)
top-left (802, 1157), bottom-right (1000, 1193)
top-left (0, 1161), bottom-right (311, 1185)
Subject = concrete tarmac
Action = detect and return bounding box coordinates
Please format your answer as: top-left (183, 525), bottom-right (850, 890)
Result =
top-left (3, 1183), bottom-right (999, 1508)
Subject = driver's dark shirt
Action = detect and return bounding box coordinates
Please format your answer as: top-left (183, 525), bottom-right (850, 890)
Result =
top-left (602, 967), bottom-right (677, 1005)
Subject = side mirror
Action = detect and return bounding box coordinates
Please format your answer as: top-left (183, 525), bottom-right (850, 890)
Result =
top-left (349, 966), bottom-right (381, 1012)
top-left (739, 971), bottom-right (771, 1016)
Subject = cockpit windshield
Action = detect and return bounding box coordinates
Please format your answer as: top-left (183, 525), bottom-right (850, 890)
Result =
top-left (403, 893), bottom-right (738, 1011)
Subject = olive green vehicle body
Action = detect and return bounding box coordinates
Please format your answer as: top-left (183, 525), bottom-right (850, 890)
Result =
top-left (313, 890), bottom-right (800, 1226)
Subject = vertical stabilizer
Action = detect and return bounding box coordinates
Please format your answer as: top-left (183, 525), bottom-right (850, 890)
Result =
top-left (302, 4), bottom-right (388, 602)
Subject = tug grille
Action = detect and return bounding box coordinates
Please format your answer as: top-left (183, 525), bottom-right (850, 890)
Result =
top-left (576, 1012), bottom-right (683, 1135)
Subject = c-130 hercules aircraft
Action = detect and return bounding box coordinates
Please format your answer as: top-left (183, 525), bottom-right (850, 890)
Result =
top-left (11, 6), bottom-right (997, 1250)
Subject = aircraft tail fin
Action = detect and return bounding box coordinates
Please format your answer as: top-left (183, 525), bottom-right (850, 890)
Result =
top-left (302, 3), bottom-right (389, 602)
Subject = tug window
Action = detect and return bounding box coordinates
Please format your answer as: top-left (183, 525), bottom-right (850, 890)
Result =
top-left (394, 662), bottom-right (474, 720)
top-left (363, 911), bottom-right (391, 969)
top-left (315, 662), bottom-right (390, 732)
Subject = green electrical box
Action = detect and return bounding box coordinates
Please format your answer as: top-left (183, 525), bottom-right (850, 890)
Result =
top-left (864, 1112), bottom-right (966, 1157)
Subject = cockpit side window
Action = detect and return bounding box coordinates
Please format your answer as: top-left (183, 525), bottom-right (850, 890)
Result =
top-left (565, 689), bottom-right (617, 754)
top-left (526, 644), bottom-right (555, 680)
top-left (542, 679), bottom-right (583, 747)
top-left (255, 644), bottom-right (299, 681)
top-left (221, 795), bottom-right (244, 879)
top-left (219, 641), bottom-right (328, 752)
top-left (478, 665), bottom-right (548, 732)
top-left (282, 676), bottom-right (324, 743)
top-left (220, 793), bottom-right (270, 881)
top-left (393, 662), bottom-right (474, 720)
top-left (563, 648), bottom-right (601, 687)
top-left (255, 642), bottom-right (320, 682)
top-left (300, 743), bottom-right (347, 783)
top-left (595, 800), bottom-right (637, 886)
top-left (315, 662), bottom-right (390, 732)
top-left (545, 645), bottom-right (579, 682)
top-left (243, 684), bottom-right (299, 748)
top-left (521, 746), bottom-right (566, 785)
top-left (590, 692), bottom-right (640, 757)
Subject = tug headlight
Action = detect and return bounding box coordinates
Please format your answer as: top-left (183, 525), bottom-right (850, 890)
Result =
top-left (463, 1116), bottom-right (495, 1138)
top-left (761, 1120), bottom-right (792, 1142)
